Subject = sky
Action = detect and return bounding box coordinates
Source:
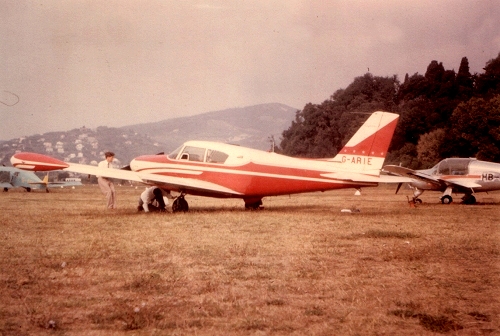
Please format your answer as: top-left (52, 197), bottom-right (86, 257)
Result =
top-left (1, 0), bottom-right (499, 140)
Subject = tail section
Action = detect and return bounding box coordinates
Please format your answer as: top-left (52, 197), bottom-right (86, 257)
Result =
top-left (333, 111), bottom-right (399, 175)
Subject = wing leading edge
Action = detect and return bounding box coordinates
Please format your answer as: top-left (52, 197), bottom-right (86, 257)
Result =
top-left (10, 154), bottom-right (241, 197)
top-left (383, 165), bottom-right (481, 190)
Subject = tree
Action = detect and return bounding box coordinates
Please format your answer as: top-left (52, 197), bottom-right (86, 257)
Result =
top-left (475, 52), bottom-right (500, 97)
top-left (280, 73), bottom-right (399, 157)
top-left (446, 95), bottom-right (500, 161)
top-left (417, 128), bottom-right (446, 167)
top-left (384, 142), bottom-right (418, 169)
top-left (456, 57), bottom-right (473, 99)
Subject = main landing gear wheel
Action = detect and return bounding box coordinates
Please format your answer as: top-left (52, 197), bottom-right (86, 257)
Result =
top-left (413, 198), bottom-right (423, 204)
top-left (172, 195), bottom-right (189, 213)
top-left (245, 199), bottom-right (263, 210)
top-left (462, 194), bottom-right (476, 205)
top-left (441, 195), bottom-right (453, 204)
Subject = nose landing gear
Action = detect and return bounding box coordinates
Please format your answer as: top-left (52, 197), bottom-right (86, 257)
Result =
top-left (441, 195), bottom-right (453, 204)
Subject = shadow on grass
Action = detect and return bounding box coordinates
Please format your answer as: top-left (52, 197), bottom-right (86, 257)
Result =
top-left (389, 309), bottom-right (464, 333)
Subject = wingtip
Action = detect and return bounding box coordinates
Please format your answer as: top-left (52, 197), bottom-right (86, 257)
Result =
top-left (10, 152), bottom-right (69, 171)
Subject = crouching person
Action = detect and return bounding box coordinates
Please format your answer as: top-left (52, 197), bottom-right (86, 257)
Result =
top-left (138, 186), bottom-right (170, 213)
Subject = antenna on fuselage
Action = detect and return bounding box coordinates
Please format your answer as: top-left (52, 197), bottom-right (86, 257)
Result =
top-left (268, 135), bottom-right (276, 152)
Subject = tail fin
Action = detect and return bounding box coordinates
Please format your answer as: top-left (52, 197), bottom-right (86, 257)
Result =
top-left (333, 111), bottom-right (399, 175)
top-left (42, 174), bottom-right (49, 184)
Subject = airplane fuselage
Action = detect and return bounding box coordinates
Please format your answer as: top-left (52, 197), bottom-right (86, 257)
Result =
top-left (130, 141), bottom-right (378, 201)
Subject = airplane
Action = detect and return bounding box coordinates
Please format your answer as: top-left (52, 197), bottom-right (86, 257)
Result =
top-left (10, 111), bottom-right (408, 211)
top-left (383, 158), bottom-right (500, 204)
top-left (0, 166), bottom-right (82, 192)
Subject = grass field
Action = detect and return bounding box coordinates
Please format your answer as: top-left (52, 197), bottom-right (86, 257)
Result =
top-left (1, 185), bottom-right (498, 335)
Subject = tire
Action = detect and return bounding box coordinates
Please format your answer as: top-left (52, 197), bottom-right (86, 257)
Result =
top-left (441, 195), bottom-right (453, 204)
top-left (463, 195), bottom-right (476, 205)
top-left (172, 197), bottom-right (189, 213)
top-left (245, 200), bottom-right (263, 210)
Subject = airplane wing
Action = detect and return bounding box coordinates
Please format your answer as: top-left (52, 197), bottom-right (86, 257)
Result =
top-left (441, 178), bottom-right (482, 189)
top-left (67, 163), bottom-right (242, 196)
top-left (11, 154), bottom-right (241, 197)
top-left (28, 181), bottom-right (65, 185)
top-left (383, 165), bottom-right (482, 190)
top-left (0, 182), bottom-right (13, 190)
top-left (383, 165), bottom-right (441, 183)
top-left (321, 172), bottom-right (413, 183)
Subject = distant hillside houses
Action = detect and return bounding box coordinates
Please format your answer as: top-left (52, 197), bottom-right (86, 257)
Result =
top-left (2, 103), bottom-right (295, 166)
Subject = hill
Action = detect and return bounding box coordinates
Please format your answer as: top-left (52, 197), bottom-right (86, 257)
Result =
top-left (119, 103), bottom-right (298, 151)
top-left (0, 103), bottom-right (297, 167)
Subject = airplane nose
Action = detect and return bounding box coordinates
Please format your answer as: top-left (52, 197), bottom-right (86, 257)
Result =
top-left (129, 158), bottom-right (139, 172)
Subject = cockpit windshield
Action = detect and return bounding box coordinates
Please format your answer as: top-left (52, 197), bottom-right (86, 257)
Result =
top-left (167, 144), bottom-right (229, 164)
top-left (436, 158), bottom-right (471, 175)
top-left (167, 145), bottom-right (183, 160)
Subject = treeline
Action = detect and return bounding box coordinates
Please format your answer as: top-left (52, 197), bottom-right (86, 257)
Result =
top-left (279, 53), bottom-right (500, 168)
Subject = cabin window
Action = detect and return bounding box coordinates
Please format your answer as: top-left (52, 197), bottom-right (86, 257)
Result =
top-left (448, 159), bottom-right (470, 175)
top-left (206, 149), bottom-right (229, 164)
top-left (437, 160), bottom-right (450, 175)
top-left (180, 146), bottom-right (206, 162)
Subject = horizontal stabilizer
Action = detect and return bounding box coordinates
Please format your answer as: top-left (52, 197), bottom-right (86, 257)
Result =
top-left (382, 165), bottom-right (416, 176)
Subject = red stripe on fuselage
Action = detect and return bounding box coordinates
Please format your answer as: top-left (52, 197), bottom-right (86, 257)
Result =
top-left (133, 156), bottom-right (375, 196)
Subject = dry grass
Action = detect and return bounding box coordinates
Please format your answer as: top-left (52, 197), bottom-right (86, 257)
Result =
top-left (0, 185), bottom-right (498, 335)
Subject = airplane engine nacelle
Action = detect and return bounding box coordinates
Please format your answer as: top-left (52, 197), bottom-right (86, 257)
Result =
top-left (10, 152), bottom-right (69, 171)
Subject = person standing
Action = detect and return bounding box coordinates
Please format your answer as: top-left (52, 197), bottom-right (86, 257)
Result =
top-left (97, 151), bottom-right (116, 210)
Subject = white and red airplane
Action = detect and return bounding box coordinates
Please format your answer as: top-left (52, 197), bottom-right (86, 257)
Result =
top-left (11, 111), bottom-right (406, 211)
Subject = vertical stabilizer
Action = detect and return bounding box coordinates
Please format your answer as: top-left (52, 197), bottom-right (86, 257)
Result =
top-left (332, 111), bottom-right (399, 175)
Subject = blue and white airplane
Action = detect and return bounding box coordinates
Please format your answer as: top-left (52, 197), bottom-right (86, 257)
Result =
top-left (0, 166), bottom-right (82, 192)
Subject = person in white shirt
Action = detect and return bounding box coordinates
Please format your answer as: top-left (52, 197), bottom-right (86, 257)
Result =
top-left (138, 186), bottom-right (169, 212)
top-left (97, 151), bottom-right (116, 210)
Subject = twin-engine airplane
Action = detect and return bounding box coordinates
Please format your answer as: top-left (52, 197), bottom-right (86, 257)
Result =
top-left (11, 111), bottom-right (406, 211)
top-left (0, 166), bottom-right (82, 192)
top-left (384, 158), bottom-right (500, 204)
